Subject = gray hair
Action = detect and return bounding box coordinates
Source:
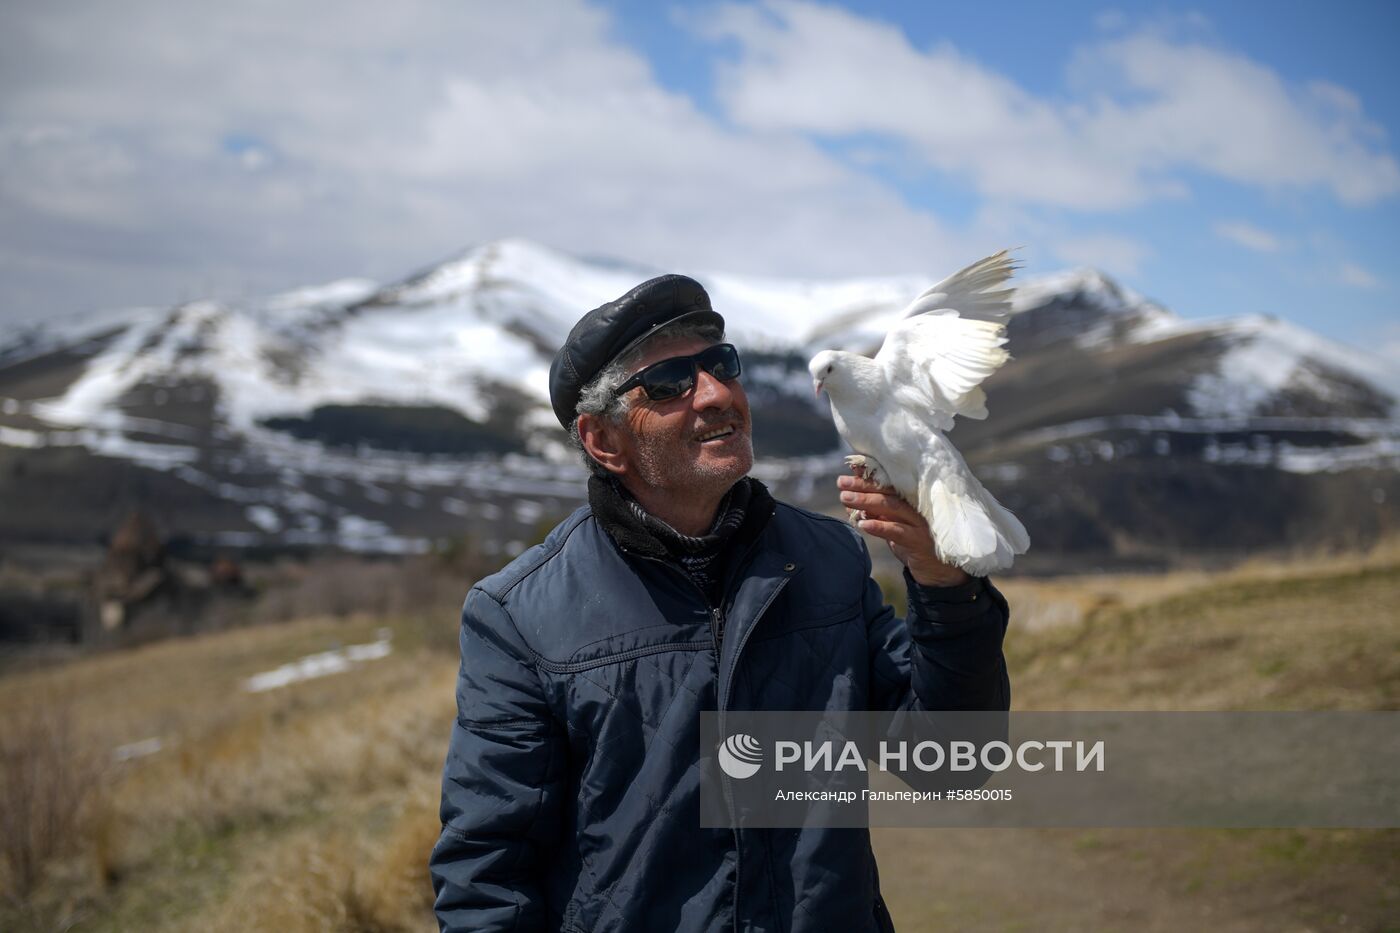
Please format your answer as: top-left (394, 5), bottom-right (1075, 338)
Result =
top-left (568, 320), bottom-right (725, 477)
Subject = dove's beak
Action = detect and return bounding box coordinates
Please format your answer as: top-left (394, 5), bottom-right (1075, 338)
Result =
top-left (813, 379), bottom-right (824, 397)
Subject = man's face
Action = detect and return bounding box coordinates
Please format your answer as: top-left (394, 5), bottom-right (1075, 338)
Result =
top-left (612, 335), bottom-right (754, 499)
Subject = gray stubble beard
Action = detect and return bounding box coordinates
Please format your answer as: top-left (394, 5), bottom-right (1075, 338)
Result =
top-left (630, 427), bottom-right (754, 505)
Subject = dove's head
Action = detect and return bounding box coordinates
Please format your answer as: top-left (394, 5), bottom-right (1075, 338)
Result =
top-left (808, 350), bottom-right (843, 397)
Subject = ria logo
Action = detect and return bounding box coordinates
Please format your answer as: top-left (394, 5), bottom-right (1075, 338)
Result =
top-left (718, 733), bottom-right (763, 779)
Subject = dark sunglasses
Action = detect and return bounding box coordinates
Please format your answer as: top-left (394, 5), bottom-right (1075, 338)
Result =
top-left (613, 343), bottom-right (743, 402)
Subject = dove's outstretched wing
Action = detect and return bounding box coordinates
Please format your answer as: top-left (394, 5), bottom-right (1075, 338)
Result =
top-left (874, 251), bottom-right (1017, 423)
top-left (899, 249), bottom-right (1018, 324)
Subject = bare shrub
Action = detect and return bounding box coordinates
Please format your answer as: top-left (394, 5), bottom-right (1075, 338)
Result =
top-left (351, 787), bottom-right (441, 929)
top-left (206, 793), bottom-right (440, 933)
top-left (248, 552), bottom-right (479, 658)
top-left (255, 555), bottom-right (467, 631)
top-left (0, 699), bottom-right (107, 900)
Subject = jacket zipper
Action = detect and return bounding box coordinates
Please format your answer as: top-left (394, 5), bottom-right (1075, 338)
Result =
top-left (620, 546), bottom-right (724, 653)
top-left (716, 527), bottom-right (787, 933)
top-left (618, 508), bottom-right (779, 933)
top-left (718, 572), bottom-right (790, 933)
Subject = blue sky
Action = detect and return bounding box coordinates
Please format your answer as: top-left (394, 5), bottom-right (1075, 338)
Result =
top-left (1, 0), bottom-right (1397, 367)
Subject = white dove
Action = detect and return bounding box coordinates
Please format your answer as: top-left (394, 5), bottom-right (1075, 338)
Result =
top-left (809, 251), bottom-right (1030, 575)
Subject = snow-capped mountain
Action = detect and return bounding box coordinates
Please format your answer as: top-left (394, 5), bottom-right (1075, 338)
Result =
top-left (0, 239), bottom-right (1395, 568)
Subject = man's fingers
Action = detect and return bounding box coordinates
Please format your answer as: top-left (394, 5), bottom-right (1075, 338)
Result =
top-left (856, 518), bottom-right (925, 549)
top-left (837, 474), bottom-right (896, 495)
top-left (839, 490), bottom-right (921, 523)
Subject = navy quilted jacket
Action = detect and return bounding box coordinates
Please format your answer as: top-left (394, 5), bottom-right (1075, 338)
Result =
top-left (429, 489), bottom-right (1011, 932)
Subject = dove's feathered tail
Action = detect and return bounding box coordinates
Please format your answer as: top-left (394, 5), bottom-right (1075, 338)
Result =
top-left (916, 440), bottom-right (1030, 577)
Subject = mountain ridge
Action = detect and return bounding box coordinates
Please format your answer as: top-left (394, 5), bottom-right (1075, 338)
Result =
top-left (0, 238), bottom-right (1394, 567)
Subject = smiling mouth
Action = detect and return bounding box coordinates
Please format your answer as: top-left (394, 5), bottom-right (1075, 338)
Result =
top-left (695, 426), bottom-right (736, 443)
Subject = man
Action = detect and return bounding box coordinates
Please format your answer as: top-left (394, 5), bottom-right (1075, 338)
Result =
top-left (430, 274), bottom-right (1011, 932)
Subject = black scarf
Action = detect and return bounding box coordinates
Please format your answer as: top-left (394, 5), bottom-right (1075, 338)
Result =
top-left (587, 474), bottom-right (774, 612)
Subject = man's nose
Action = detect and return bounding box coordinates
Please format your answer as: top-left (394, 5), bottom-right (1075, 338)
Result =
top-left (692, 369), bottom-right (735, 410)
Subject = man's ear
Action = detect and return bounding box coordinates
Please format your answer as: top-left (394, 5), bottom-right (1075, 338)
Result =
top-left (577, 413), bottom-right (629, 477)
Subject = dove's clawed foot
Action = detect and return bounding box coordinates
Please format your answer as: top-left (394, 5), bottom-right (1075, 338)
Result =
top-left (844, 454), bottom-right (890, 489)
top-left (844, 454), bottom-right (891, 526)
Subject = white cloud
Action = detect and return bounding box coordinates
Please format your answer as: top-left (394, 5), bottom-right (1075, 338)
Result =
top-left (1, 0), bottom-right (1393, 335)
top-left (694, 0), bottom-right (1155, 209)
top-left (1214, 221), bottom-right (1283, 253)
top-left (1075, 37), bottom-right (1400, 206)
top-left (694, 0), bottom-right (1400, 210)
top-left (1338, 262), bottom-right (1380, 289)
top-left (0, 0), bottom-right (977, 324)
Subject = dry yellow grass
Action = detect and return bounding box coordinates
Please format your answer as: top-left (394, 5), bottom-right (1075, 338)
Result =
top-left (994, 532), bottom-right (1400, 637)
top-left (204, 785), bottom-right (441, 933)
top-left (0, 612), bottom-right (458, 932)
top-left (2, 542), bottom-right (1397, 932)
top-left (1006, 562), bottom-right (1400, 712)
top-left (875, 545), bottom-right (1400, 933)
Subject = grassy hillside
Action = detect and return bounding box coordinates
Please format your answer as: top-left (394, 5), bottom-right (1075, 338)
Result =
top-left (875, 545), bottom-right (1400, 933)
top-left (1, 548), bottom-right (1396, 931)
top-left (0, 613), bottom-right (454, 932)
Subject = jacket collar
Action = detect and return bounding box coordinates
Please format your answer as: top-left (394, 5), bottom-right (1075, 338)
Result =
top-left (587, 474), bottom-right (775, 564)
top-left (586, 474), bottom-right (791, 713)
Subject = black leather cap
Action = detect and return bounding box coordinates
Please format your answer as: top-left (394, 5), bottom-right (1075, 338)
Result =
top-left (549, 274), bottom-right (724, 429)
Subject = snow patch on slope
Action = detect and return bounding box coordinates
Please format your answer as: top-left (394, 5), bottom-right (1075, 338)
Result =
top-left (29, 303), bottom-right (221, 427)
top-left (244, 629), bottom-right (393, 692)
top-left (1187, 316), bottom-right (1394, 417)
top-left (264, 278), bottom-right (378, 312)
top-left (1013, 268), bottom-right (1156, 316)
top-left (1013, 267), bottom-right (1179, 351)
